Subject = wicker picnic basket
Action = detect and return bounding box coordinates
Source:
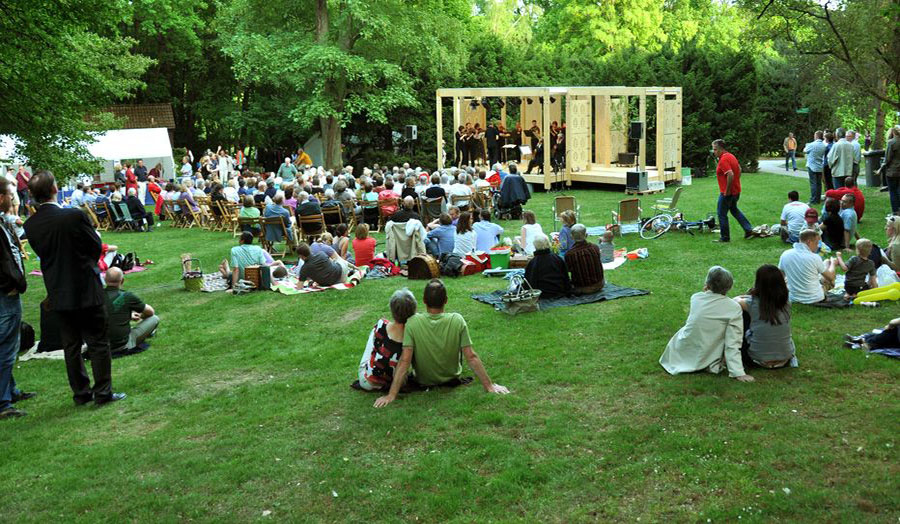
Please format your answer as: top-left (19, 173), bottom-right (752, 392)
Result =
top-left (500, 274), bottom-right (541, 315)
top-left (407, 254), bottom-right (440, 280)
top-left (181, 258), bottom-right (203, 292)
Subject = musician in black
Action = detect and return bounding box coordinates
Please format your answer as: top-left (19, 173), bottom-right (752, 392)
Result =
top-left (455, 125), bottom-right (465, 167)
top-left (485, 122), bottom-right (500, 167)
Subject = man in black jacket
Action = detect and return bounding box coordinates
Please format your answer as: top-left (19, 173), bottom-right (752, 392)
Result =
top-left (125, 188), bottom-right (154, 231)
top-left (485, 121), bottom-right (500, 167)
top-left (0, 177), bottom-right (34, 419)
top-left (23, 172), bottom-right (126, 406)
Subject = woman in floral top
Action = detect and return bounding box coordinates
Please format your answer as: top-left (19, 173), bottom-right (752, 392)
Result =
top-left (355, 289), bottom-right (418, 390)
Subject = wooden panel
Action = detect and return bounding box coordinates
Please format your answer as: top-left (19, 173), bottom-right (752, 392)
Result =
top-left (565, 96), bottom-right (591, 175)
top-left (638, 95), bottom-right (646, 169)
top-left (610, 97), bottom-right (629, 160)
top-left (595, 95), bottom-right (610, 166)
top-left (436, 94), bottom-right (444, 169)
top-left (458, 99), bottom-right (486, 129)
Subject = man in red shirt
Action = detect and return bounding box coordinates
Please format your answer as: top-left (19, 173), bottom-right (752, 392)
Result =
top-left (15, 165), bottom-right (31, 216)
top-left (824, 177), bottom-right (865, 222)
top-left (713, 139), bottom-right (753, 243)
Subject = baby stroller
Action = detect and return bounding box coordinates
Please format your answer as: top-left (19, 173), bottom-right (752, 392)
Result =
top-left (493, 173), bottom-right (531, 220)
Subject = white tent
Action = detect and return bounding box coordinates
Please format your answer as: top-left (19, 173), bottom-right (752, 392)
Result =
top-left (88, 127), bottom-right (175, 182)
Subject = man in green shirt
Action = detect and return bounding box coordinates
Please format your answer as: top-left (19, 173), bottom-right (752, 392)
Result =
top-left (104, 267), bottom-right (159, 355)
top-left (374, 279), bottom-right (510, 408)
top-left (277, 157), bottom-right (298, 182)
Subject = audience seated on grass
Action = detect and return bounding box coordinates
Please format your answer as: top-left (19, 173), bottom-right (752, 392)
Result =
top-left (598, 230), bottom-right (615, 263)
top-left (352, 224), bottom-right (377, 267)
top-left (557, 210), bottom-right (576, 257)
top-left (778, 229), bottom-right (837, 304)
top-left (354, 289), bottom-right (418, 391)
top-left (525, 233), bottom-right (572, 299)
top-left (825, 177), bottom-right (865, 221)
top-left (820, 198), bottom-right (845, 250)
top-left (845, 316), bottom-right (900, 351)
top-left (659, 266), bottom-right (754, 382)
top-left (104, 267), bottom-right (160, 356)
top-left (780, 190), bottom-right (808, 244)
top-left (839, 193), bottom-right (859, 248)
top-left (472, 209), bottom-right (503, 251)
top-left (219, 232), bottom-right (287, 288)
top-left (296, 242), bottom-right (346, 286)
top-left (425, 213), bottom-right (455, 257)
top-left (836, 238), bottom-right (877, 297)
top-left (374, 279), bottom-right (510, 408)
top-left (734, 264), bottom-right (796, 369)
top-left (453, 211), bottom-right (476, 256)
top-left (517, 210), bottom-right (543, 255)
top-left (565, 224), bottom-right (604, 295)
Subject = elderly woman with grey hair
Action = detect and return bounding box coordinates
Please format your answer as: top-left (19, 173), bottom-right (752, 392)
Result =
top-left (354, 289), bottom-right (418, 391)
top-left (524, 233), bottom-right (572, 299)
top-left (659, 266), bottom-right (754, 382)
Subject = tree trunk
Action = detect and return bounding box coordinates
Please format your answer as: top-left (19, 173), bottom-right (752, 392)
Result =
top-left (874, 102), bottom-right (886, 150)
top-left (320, 116), bottom-right (342, 170)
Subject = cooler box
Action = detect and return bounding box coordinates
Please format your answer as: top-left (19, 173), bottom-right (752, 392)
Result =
top-left (488, 248), bottom-right (511, 270)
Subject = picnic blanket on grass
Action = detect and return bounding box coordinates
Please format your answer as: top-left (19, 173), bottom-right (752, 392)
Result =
top-left (805, 290), bottom-right (851, 308)
top-left (272, 268), bottom-right (364, 295)
top-left (30, 265), bottom-right (148, 277)
top-left (472, 282), bottom-right (649, 312)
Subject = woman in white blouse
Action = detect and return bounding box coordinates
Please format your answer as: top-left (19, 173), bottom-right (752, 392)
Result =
top-left (453, 211), bottom-right (476, 256)
top-left (517, 210), bottom-right (544, 255)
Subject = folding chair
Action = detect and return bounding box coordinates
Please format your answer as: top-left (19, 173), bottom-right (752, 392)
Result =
top-left (83, 205), bottom-right (103, 231)
top-left (322, 206), bottom-right (344, 233)
top-left (113, 202), bottom-right (139, 231)
top-left (298, 213), bottom-right (327, 243)
top-left (421, 197), bottom-right (443, 222)
top-left (611, 198), bottom-right (642, 236)
top-left (477, 186), bottom-right (493, 213)
top-left (261, 216), bottom-right (293, 258)
top-left (238, 216), bottom-right (262, 240)
top-left (552, 195), bottom-right (581, 231)
top-left (95, 202), bottom-right (114, 231)
top-left (163, 200), bottom-right (182, 227)
top-left (376, 198), bottom-right (398, 232)
top-left (180, 200), bottom-right (202, 229)
top-left (450, 194), bottom-right (473, 212)
top-left (652, 186), bottom-right (684, 215)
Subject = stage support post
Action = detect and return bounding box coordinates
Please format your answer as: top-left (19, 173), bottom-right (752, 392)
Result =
top-left (436, 94), bottom-right (443, 169)
top-left (638, 93), bottom-right (647, 171)
top-left (542, 90), bottom-right (551, 190)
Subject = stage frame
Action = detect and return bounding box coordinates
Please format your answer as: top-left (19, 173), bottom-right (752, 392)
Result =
top-left (435, 86), bottom-right (682, 190)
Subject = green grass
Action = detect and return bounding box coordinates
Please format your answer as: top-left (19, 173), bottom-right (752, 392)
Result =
top-left (2, 174), bottom-right (898, 522)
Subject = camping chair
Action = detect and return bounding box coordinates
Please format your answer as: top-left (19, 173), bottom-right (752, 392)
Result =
top-left (611, 198), bottom-right (642, 236)
top-left (261, 216), bottom-right (293, 258)
top-left (421, 197), bottom-right (443, 223)
top-left (298, 213), bottom-right (327, 243)
top-left (552, 195), bottom-right (581, 231)
top-left (113, 202), bottom-right (139, 231)
top-left (652, 186), bottom-right (684, 215)
top-left (322, 205), bottom-right (344, 233)
top-left (376, 198), bottom-right (399, 232)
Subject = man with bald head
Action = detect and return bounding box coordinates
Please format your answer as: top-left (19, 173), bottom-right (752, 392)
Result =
top-left (390, 196), bottom-right (421, 223)
top-left (104, 267), bottom-right (159, 357)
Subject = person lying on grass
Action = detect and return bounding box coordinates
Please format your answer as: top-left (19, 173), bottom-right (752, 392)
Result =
top-left (659, 266), bottom-right (754, 382)
top-left (374, 279), bottom-right (510, 408)
top-left (354, 289), bottom-right (418, 391)
top-left (218, 232), bottom-right (287, 289)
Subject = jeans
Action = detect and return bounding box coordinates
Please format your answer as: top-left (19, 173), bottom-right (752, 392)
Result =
top-left (17, 189), bottom-right (29, 216)
top-left (717, 193), bottom-right (752, 241)
top-left (863, 326), bottom-right (900, 350)
top-left (0, 294), bottom-right (22, 411)
top-left (888, 177), bottom-right (900, 214)
top-left (786, 151), bottom-right (796, 170)
top-left (425, 237), bottom-right (442, 257)
top-left (808, 170), bottom-right (823, 203)
top-left (832, 176), bottom-right (844, 189)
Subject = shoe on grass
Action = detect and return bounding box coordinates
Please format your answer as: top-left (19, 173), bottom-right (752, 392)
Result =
top-left (0, 407), bottom-right (27, 419)
top-left (11, 391), bottom-right (36, 403)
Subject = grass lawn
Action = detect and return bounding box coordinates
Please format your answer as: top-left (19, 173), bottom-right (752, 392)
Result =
top-left (2, 173), bottom-right (897, 522)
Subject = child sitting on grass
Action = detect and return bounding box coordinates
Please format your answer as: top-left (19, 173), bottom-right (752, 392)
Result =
top-left (599, 230), bottom-right (615, 263)
top-left (836, 238), bottom-right (877, 297)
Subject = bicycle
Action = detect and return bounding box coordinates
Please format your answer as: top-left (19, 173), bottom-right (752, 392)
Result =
top-left (639, 212), bottom-right (717, 239)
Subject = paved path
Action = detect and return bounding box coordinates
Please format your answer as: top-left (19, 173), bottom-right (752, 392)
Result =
top-left (758, 158), bottom-right (805, 178)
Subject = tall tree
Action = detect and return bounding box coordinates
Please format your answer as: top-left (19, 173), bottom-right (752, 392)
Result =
top-left (220, 0), bottom-right (470, 169)
top-left (0, 1), bottom-right (151, 179)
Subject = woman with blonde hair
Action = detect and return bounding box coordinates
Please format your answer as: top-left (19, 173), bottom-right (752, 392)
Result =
top-left (557, 209), bottom-right (576, 257)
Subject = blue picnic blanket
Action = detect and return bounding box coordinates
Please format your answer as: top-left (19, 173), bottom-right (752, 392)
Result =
top-left (471, 282), bottom-right (649, 312)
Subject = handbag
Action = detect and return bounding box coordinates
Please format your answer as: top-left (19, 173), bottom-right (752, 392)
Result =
top-left (500, 274), bottom-right (541, 316)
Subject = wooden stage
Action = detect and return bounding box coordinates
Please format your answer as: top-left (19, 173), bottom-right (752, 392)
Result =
top-left (511, 163), bottom-right (677, 187)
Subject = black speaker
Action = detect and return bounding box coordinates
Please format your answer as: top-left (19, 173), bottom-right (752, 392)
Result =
top-left (626, 170), bottom-right (648, 191)
top-left (404, 125), bottom-right (417, 140)
top-left (629, 121), bottom-right (644, 140)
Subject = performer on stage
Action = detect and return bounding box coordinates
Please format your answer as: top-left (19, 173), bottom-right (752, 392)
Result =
top-left (473, 123), bottom-right (486, 166)
top-left (462, 123), bottom-right (474, 167)
top-left (455, 126), bottom-right (465, 167)
top-left (486, 122), bottom-right (500, 167)
top-left (512, 122), bottom-right (524, 163)
top-left (498, 123), bottom-right (511, 163)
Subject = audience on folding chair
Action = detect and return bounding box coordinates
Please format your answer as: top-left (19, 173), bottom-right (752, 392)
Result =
top-left (264, 192), bottom-right (296, 245)
top-left (390, 196), bottom-right (420, 223)
top-left (125, 188), bottom-right (154, 232)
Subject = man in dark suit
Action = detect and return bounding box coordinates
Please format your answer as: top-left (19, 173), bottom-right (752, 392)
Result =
top-left (23, 172), bottom-right (126, 406)
top-left (485, 121), bottom-right (500, 167)
top-left (125, 188), bottom-right (154, 232)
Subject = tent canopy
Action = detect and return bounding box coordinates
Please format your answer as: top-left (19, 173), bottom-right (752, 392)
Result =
top-left (88, 127), bottom-right (175, 182)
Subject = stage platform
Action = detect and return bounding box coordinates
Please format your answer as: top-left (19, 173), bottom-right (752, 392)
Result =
top-left (515, 163), bottom-right (679, 188)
